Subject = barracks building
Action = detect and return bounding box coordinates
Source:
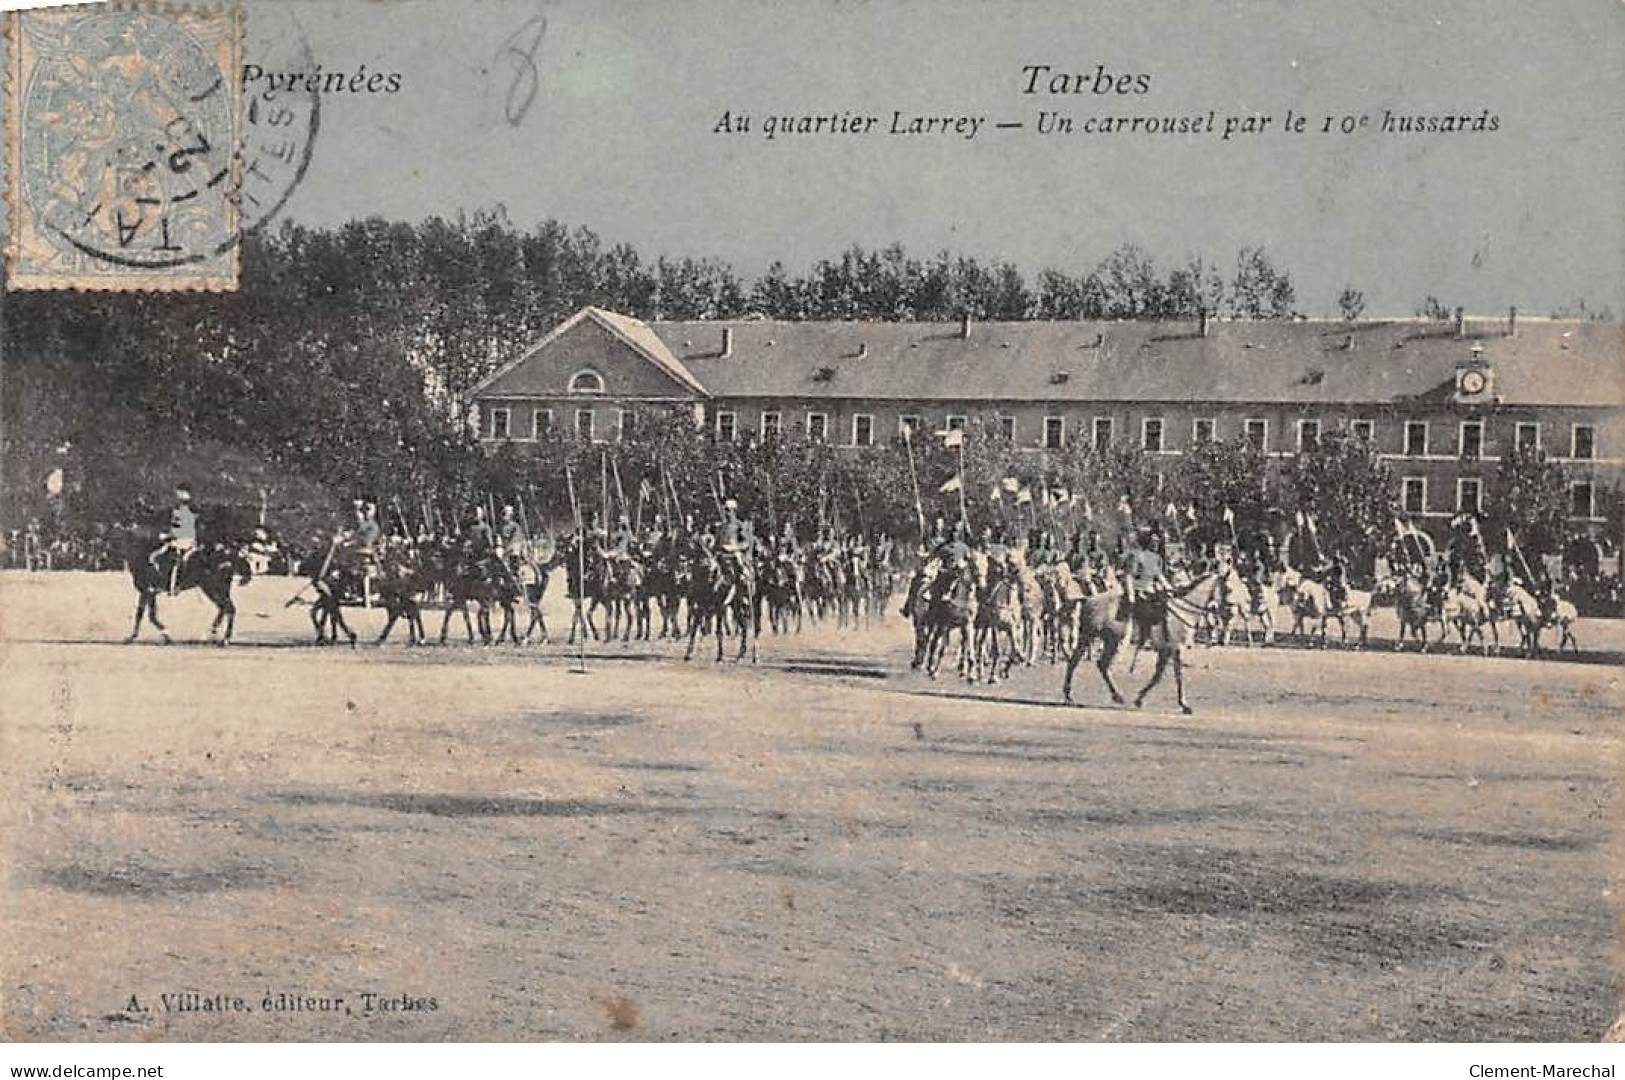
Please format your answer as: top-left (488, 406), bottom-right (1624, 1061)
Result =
top-left (471, 306), bottom-right (1623, 541)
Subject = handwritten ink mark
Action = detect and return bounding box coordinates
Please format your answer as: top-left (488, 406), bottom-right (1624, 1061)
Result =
top-left (497, 13), bottom-right (547, 127)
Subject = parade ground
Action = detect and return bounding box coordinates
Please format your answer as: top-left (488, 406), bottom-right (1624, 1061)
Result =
top-left (1, 571), bottom-right (1620, 1041)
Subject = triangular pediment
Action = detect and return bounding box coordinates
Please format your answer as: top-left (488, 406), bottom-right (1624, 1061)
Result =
top-left (473, 308), bottom-right (709, 399)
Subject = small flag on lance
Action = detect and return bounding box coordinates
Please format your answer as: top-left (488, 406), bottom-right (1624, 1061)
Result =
top-left (1001, 476), bottom-right (1020, 493)
top-left (1015, 486), bottom-right (1032, 505)
top-left (989, 483), bottom-right (1002, 503)
top-left (1116, 493), bottom-right (1133, 518)
top-left (940, 428), bottom-right (964, 449)
top-left (939, 475), bottom-right (962, 494)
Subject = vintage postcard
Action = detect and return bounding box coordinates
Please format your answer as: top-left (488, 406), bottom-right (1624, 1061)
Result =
top-left (1, 0), bottom-right (1622, 1059)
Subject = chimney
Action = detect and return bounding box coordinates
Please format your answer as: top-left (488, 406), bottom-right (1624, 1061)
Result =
top-left (1507, 305), bottom-right (1517, 338)
top-left (1198, 309), bottom-right (1209, 337)
top-left (720, 327), bottom-right (733, 359)
top-left (1453, 307), bottom-right (1465, 338)
top-left (959, 312), bottom-right (971, 340)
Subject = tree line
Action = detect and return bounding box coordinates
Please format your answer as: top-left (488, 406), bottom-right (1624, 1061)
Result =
top-left (1, 209), bottom-right (1614, 561)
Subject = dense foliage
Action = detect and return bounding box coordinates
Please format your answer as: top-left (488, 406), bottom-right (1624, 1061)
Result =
top-left (2, 211), bottom-right (1612, 560)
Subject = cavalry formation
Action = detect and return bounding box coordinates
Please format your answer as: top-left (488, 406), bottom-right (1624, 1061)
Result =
top-left (121, 479), bottom-right (1592, 715)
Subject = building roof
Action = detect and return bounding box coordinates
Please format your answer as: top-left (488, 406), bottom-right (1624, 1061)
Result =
top-left (471, 306), bottom-right (709, 399)
top-left (647, 316), bottom-right (1620, 407)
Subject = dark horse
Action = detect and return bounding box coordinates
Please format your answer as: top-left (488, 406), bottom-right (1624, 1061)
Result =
top-left (124, 535), bottom-right (252, 645)
top-left (683, 551), bottom-right (758, 663)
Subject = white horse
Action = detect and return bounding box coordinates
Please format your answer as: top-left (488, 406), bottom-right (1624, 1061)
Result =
top-left (1278, 569), bottom-right (1371, 648)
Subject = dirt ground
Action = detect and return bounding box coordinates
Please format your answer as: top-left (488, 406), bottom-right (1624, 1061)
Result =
top-left (1, 569), bottom-right (1621, 1042)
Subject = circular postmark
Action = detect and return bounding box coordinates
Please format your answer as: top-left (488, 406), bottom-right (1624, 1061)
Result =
top-left (18, 7), bottom-right (318, 274)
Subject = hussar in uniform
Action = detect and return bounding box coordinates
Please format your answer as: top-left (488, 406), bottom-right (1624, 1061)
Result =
top-left (150, 483), bottom-right (199, 595)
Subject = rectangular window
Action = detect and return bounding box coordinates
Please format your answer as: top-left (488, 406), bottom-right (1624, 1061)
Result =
top-left (715, 411), bottom-right (737, 443)
top-left (1142, 417), bottom-right (1164, 452)
top-left (575, 408), bottom-right (594, 442)
top-left (899, 414), bottom-right (923, 439)
top-left (807, 412), bottom-right (828, 442)
top-left (1297, 418), bottom-right (1320, 452)
top-left (1515, 422), bottom-right (1540, 453)
top-left (946, 415), bottom-right (967, 432)
top-left (1570, 481), bottom-right (1596, 519)
top-left (1244, 418), bottom-right (1268, 451)
top-left (1456, 477), bottom-right (1482, 514)
top-left (761, 411), bottom-right (781, 440)
top-left (1404, 420), bottom-right (1428, 456)
top-left (532, 408), bottom-right (554, 439)
top-left (1401, 476), bottom-right (1427, 515)
top-left (1459, 419), bottom-right (1483, 460)
top-left (487, 406), bottom-right (510, 440)
top-left (1572, 424), bottom-right (1596, 460)
top-left (1192, 418), bottom-right (1216, 445)
top-left (1350, 419), bottom-right (1375, 442)
top-left (852, 414), bottom-right (874, 447)
top-left (1092, 417), bottom-right (1113, 452)
top-left (618, 409), bottom-right (635, 442)
top-left (1044, 416), bottom-right (1066, 450)
top-left (998, 416), bottom-right (1016, 442)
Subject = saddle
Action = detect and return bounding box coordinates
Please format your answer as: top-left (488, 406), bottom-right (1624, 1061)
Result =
top-left (1127, 590), bottom-right (1169, 640)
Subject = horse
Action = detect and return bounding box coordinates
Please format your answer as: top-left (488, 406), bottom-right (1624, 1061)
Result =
top-left (425, 545), bottom-right (521, 645)
top-left (124, 534), bottom-right (252, 645)
top-left (1212, 565), bottom-right (1269, 647)
top-left (683, 551), bottom-right (757, 662)
top-left (1384, 575), bottom-right (1444, 652)
top-left (297, 545), bottom-right (431, 647)
top-left (972, 557), bottom-right (1022, 684)
top-left (1534, 589), bottom-right (1580, 656)
top-left (1278, 572), bottom-right (1372, 648)
top-left (917, 561), bottom-right (979, 681)
top-left (1060, 572), bottom-right (1219, 714)
top-left (1439, 576), bottom-right (1497, 656)
top-left (759, 555), bottom-right (804, 635)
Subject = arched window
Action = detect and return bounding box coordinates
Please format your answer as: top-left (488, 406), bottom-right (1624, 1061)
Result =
top-left (569, 369), bottom-right (605, 395)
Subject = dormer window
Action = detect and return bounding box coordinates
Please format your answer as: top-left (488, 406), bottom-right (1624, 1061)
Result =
top-left (569, 369), bottom-right (606, 395)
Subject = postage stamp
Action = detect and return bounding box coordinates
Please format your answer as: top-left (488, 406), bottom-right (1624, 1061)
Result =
top-left (5, 3), bottom-right (244, 291)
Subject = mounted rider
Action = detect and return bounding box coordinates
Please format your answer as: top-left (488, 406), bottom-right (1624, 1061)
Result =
top-left (715, 499), bottom-right (755, 598)
top-left (464, 505), bottom-right (496, 573)
top-left (1122, 524), bottom-right (1170, 644)
top-left (773, 521), bottom-right (805, 596)
top-left (1324, 550), bottom-right (1350, 611)
top-left (602, 511), bottom-right (636, 563)
top-left (345, 499), bottom-right (384, 605)
top-left (149, 482), bottom-right (199, 595)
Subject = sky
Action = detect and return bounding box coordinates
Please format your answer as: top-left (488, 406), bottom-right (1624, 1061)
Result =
top-left (256, 0), bottom-right (1625, 318)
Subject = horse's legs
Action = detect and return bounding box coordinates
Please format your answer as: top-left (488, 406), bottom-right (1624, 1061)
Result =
top-left (332, 603), bottom-right (357, 647)
top-left (212, 590), bottom-right (236, 645)
top-left (683, 609), bottom-right (701, 661)
top-left (148, 594), bottom-right (169, 642)
top-left (1171, 650), bottom-right (1191, 714)
top-left (1135, 649), bottom-right (1171, 709)
top-left (1061, 634), bottom-right (1084, 702)
top-left (125, 591), bottom-right (150, 643)
top-left (1096, 631), bottom-right (1125, 704)
top-left (437, 602), bottom-right (455, 644)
